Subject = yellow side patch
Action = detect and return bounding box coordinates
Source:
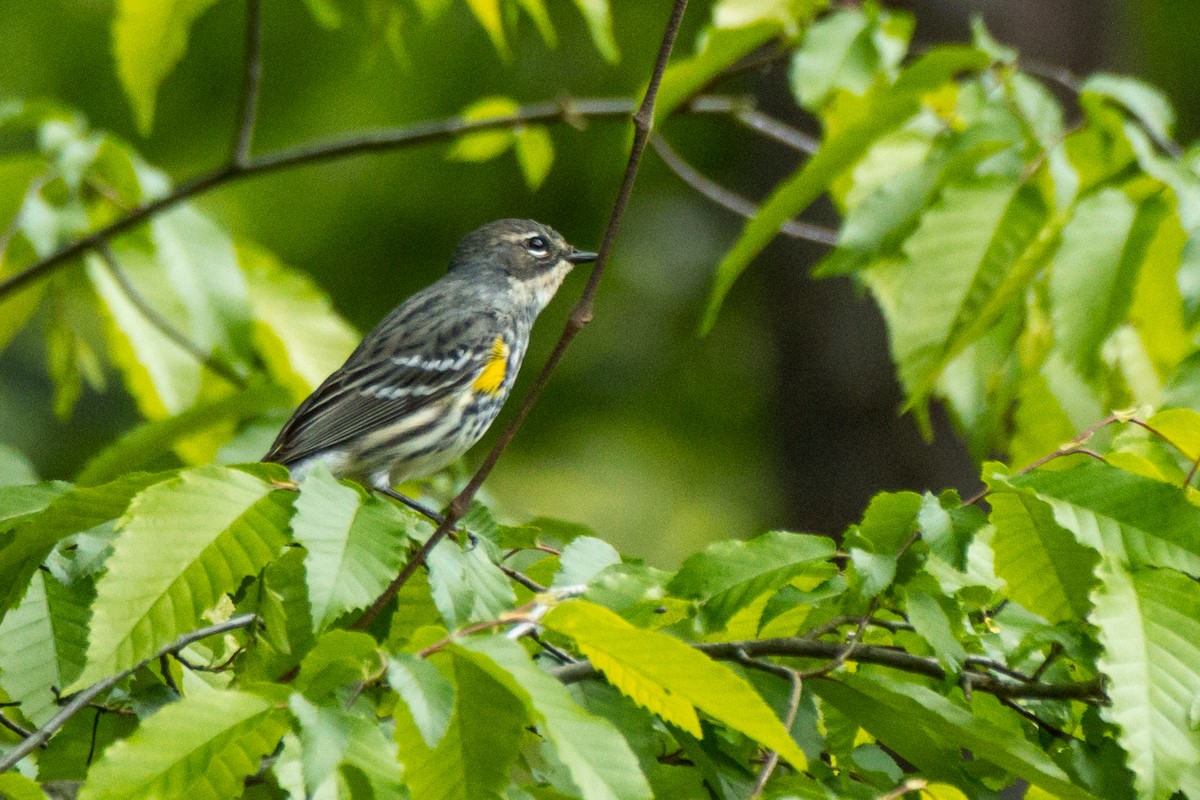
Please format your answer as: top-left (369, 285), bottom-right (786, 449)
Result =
top-left (472, 336), bottom-right (509, 395)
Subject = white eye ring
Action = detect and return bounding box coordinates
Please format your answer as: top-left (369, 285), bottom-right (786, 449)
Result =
top-left (526, 235), bottom-right (548, 257)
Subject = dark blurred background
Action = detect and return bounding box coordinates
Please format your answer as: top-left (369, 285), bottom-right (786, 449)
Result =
top-left (0, 0), bottom-right (1191, 565)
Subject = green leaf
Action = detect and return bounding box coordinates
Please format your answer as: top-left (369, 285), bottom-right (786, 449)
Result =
top-left (515, 126), bottom-right (554, 191)
top-left (790, 7), bottom-right (881, 108)
top-left (871, 178), bottom-right (1047, 400)
top-left (300, 0), bottom-right (342, 28)
top-left (0, 570), bottom-right (90, 726)
top-left (1091, 563), bottom-right (1200, 800)
top-left (458, 637), bottom-right (652, 800)
top-left (239, 242), bottom-right (358, 401)
top-left (656, 22), bottom-right (783, 125)
top-left (0, 773), bottom-right (48, 800)
top-left (75, 465), bottom-right (292, 686)
top-left (465, 0), bottom-right (509, 59)
top-left (291, 466), bottom-right (411, 633)
top-left (903, 589), bottom-right (965, 673)
top-left (294, 629), bottom-right (382, 701)
top-left (447, 96), bottom-right (523, 164)
top-left (1005, 460), bottom-right (1200, 576)
top-left (543, 600), bottom-right (807, 770)
top-left (812, 674), bottom-right (1095, 799)
top-left (703, 45), bottom-right (991, 332)
top-left (554, 535), bottom-right (622, 589)
top-left (79, 688), bottom-right (289, 800)
top-left (988, 488), bottom-right (1099, 623)
top-left (667, 531), bottom-right (834, 631)
top-left (570, 0), bottom-right (619, 63)
top-left (1048, 190), bottom-right (1165, 374)
top-left (394, 648), bottom-right (528, 800)
top-left (1082, 73), bottom-right (1176, 146)
top-left (426, 538), bottom-right (516, 629)
top-left (389, 653), bottom-right (455, 748)
top-left (112, 0), bottom-right (223, 135)
top-left (289, 694), bottom-right (405, 798)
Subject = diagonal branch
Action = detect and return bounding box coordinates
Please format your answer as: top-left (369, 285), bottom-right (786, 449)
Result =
top-left (94, 243), bottom-right (248, 387)
top-left (352, 0), bottom-right (692, 630)
top-left (0, 95), bottom-right (765, 304)
top-left (233, 0), bottom-right (263, 166)
top-left (548, 636), bottom-right (1106, 704)
top-left (0, 614), bottom-right (260, 772)
top-left (651, 134), bottom-right (836, 245)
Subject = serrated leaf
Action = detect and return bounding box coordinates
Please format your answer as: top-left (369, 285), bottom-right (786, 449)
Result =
top-left (112, 0), bottom-right (223, 135)
top-left (789, 7), bottom-right (874, 108)
top-left (0, 570), bottom-right (91, 725)
top-left (667, 531), bottom-right (834, 631)
top-left (289, 694), bottom-right (405, 799)
top-left (426, 538), bottom-right (516, 629)
top-left (903, 589), bottom-right (965, 673)
top-left (543, 600), bottom-right (807, 770)
top-left (812, 674), bottom-right (1094, 799)
top-left (1082, 73), bottom-right (1176, 146)
top-left (1091, 563), bottom-right (1200, 800)
top-left (240, 242), bottom-right (358, 401)
top-left (79, 688), bottom-right (289, 800)
top-left (0, 773), bottom-right (48, 800)
top-left (872, 178), bottom-right (1047, 400)
top-left (703, 46), bottom-right (990, 332)
top-left (988, 489), bottom-right (1099, 622)
top-left (1048, 190), bottom-right (1165, 374)
top-left (394, 649), bottom-right (528, 800)
top-left (389, 653), bottom-right (454, 748)
top-left (291, 466), bottom-right (411, 633)
top-left (1006, 460), bottom-right (1200, 576)
top-left (76, 466), bottom-right (292, 686)
top-left (458, 638), bottom-right (652, 800)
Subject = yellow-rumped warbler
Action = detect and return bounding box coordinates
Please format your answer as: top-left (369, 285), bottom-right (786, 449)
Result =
top-left (264, 219), bottom-right (596, 499)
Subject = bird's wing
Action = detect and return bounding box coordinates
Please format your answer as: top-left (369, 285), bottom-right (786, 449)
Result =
top-left (265, 301), bottom-right (509, 468)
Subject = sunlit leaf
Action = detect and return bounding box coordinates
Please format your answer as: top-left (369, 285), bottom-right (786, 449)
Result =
top-left (544, 600), bottom-right (807, 770)
top-left (1091, 562), bottom-right (1200, 800)
top-left (79, 688), bottom-right (289, 800)
top-left (112, 0), bottom-right (223, 135)
top-left (75, 465), bottom-right (292, 686)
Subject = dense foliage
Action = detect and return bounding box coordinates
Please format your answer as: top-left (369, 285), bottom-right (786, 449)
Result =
top-left (2, 1), bottom-right (1200, 798)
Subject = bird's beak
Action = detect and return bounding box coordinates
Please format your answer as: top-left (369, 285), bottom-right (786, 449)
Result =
top-left (566, 248), bottom-right (599, 264)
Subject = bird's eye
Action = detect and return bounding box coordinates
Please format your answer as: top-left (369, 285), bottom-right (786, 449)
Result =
top-left (526, 235), bottom-right (548, 254)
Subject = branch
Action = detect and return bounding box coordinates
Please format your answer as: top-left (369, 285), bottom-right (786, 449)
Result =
top-left (95, 243), bottom-right (248, 387)
top-left (233, 0), bottom-right (263, 166)
top-left (0, 94), bottom-right (766, 304)
top-left (651, 134), bottom-right (837, 245)
top-left (688, 96), bottom-right (820, 154)
top-left (0, 614), bottom-right (259, 772)
top-left (548, 637), bottom-right (1106, 704)
top-left (352, 0), bottom-right (691, 630)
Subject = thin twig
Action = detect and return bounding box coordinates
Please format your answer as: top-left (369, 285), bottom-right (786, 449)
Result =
top-left (997, 696), bottom-right (1070, 739)
top-left (0, 614), bottom-right (259, 771)
top-left (0, 708), bottom-right (33, 740)
top-left (352, 0), bottom-right (691, 631)
top-left (94, 243), bottom-right (248, 388)
top-left (688, 96), bottom-right (820, 154)
top-left (748, 661), bottom-right (802, 798)
top-left (234, 0), bottom-right (263, 166)
top-left (803, 615), bottom-right (914, 639)
top-left (1030, 642), bottom-right (1063, 682)
top-left (548, 637), bottom-right (1105, 703)
top-left (875, 779), bottom-right (928, 800)
top-left (498, 563), bottom-right (547, 593)
top-left (651, 134), bottom-right (837, 245)
top-left (159, 654), bottom-right (179, 694)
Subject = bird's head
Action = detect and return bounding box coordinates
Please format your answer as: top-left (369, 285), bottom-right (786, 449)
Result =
top-left (448, 219), bottom-right (597, 299)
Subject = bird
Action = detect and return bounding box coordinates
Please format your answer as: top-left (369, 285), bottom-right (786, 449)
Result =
top-left (263, 219), bottom-right (597, 516)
